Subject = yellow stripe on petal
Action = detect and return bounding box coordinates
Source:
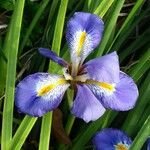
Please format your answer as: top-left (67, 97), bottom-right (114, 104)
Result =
top-left (76, 31), bottom-right (86, 56)
top-left (99, 82), bottom-right (115, 91)
top-left (38, 79), bottom-right (67, 96)
top-left (86, 80), bottom-right (115, 92)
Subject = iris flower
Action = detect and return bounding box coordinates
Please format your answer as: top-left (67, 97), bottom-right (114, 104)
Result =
top-left (15, 12), bottom-right (138, 122)
top-left (92, 128), bottom-right (132, 150)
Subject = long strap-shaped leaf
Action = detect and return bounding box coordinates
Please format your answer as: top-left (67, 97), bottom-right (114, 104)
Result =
top-left (19, 0), bottom-right (50, 56)
top-left (96, 0), bottom-right (125, 56)
top-left (108, 0), bottom-right (145, 52)
top-left (129, 116), bottom-right (150, 150)
top-left (1, 0), bottom-right (25, 149)
top-left (94, 0), bottom-right (114, 17)
top-left (10, 116), bottom-right (37, 149)
top-left (39, 0), bottom-right (68, 150)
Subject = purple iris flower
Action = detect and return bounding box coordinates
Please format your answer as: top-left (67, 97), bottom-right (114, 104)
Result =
top-left (92, 128), bottom-right (132, 150)
top-left (148, 138), bottom-right (150, 150)
top-left (15, 12), bottom-right (138, 122)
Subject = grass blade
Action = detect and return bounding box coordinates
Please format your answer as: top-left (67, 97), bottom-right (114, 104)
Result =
top-left (39, 113), bottom-right (52, 150)
top-left (96, 0), bottom-right (125, 56)
top-left (120, 28), bottom-right (150, 62)
top-left (1, 0), bottom-right (25, 149)
top-left (130, 116), bottom-right (150, 150)
top-left (122, 71), bottom-right (150, 135)
top-left (10, 116), bottom-right (37, 150)
top-left (94, 0), bottom-right (115, 17)
top-left (39, 0), bottom-right (68, 149)
top-left (108, 0), bottom-right (145, 52)
top-left (19, 0), bottom-right (50, 55)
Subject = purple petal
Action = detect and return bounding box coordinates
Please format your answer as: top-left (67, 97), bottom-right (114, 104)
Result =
top-left (92, 128), bottom-right (132, 150)
top-left (71, 84), bottom-right (105, 123)
top-left (148, 138), bottom-right (150, 150)
top-left (84, 51), bottom-right (120, 83)
top-left (88, 72), bottom-right (138, 111)
top-left (66, 12), bottom-right (104, 64)
top-left (15, 73), bottom-right (69, 117)
top-left (38, 48), bottom-right (69, 67)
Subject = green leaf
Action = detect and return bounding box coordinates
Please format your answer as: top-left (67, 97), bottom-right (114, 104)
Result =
top-left (108, 0), bottom-right (146, 52)
top-left (19, 0), bottom-right (50, 55)
top-left (96, 0), bottom-right (125, 56)
top-left (130, 116), bottom-right (150, 150)
top-left (129, 48), bottom-right (150, 81)
top-left (120, 28), bottom-right (150, 62)
top-left (39, 113), bottom-right (52, 150)
top-left (94, 0), bottom-right (115, 17)
top-left (39, 0), bottom-right (69, 149)
top-left (122, 71), bottom-right (150, 135)
top-left (1, 0), bottom-right (25, 149)
top-left (10, 116), bottom-right (37, 150)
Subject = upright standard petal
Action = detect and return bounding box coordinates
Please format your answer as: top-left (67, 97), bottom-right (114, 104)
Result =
top-left (87, 72), bottom-right (138, 111)
top-left (38, 48), bottom-right (69, 67)
top-left (15, 73), bottom-right (69, 117)
top-left (84, 51), bottom-right (120, 83)
top-left (66, 12), bottom-right (104, 64)
top-left (92, 128), bottom-right (132, 150)
top-left (71, 84), bottom-right (105, 123)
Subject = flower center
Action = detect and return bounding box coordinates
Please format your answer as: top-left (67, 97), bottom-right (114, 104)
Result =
top-left (63, 66), bottom-right (88, 84)
top-left (115, 143), bottom-right (128, 150)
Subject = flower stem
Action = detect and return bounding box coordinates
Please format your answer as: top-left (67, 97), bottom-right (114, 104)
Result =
top-left (65, 114), bottom-right (75, 135)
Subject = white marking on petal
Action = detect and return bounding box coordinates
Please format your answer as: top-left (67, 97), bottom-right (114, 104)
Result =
top-left (36, 75), bottom-right (69, 101)
top-left (71, 30), bottom-right (93, 64)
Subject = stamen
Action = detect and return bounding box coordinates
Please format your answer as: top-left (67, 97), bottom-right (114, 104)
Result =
top-left (115, 143), bottom-right (128, 150)
top-left (37, 79), bottom-right (67, 96)
top-left (76, 31), bottom-right (86, 56)
top-left (62, 68), bottom-right (73, 81)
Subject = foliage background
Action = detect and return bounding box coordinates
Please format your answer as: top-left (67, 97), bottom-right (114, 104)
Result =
top-left (0, 0), bottom-right (150, 149)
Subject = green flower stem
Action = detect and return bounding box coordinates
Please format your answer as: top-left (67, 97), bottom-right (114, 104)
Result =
top-left (39, 112), bottom-right (53, 150)
top-left (65, 88), bottom-right (75, 135)
top-left (65, 115), bottom-right (75, 135)
top-left (1, 0), bottom-right (25, 149)
top-left (58, 88), bottom-right (75, 150)
top-left (129, 116), bottom-right (150, 150)
top-left (39, 0), bottom-right (68, 149)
